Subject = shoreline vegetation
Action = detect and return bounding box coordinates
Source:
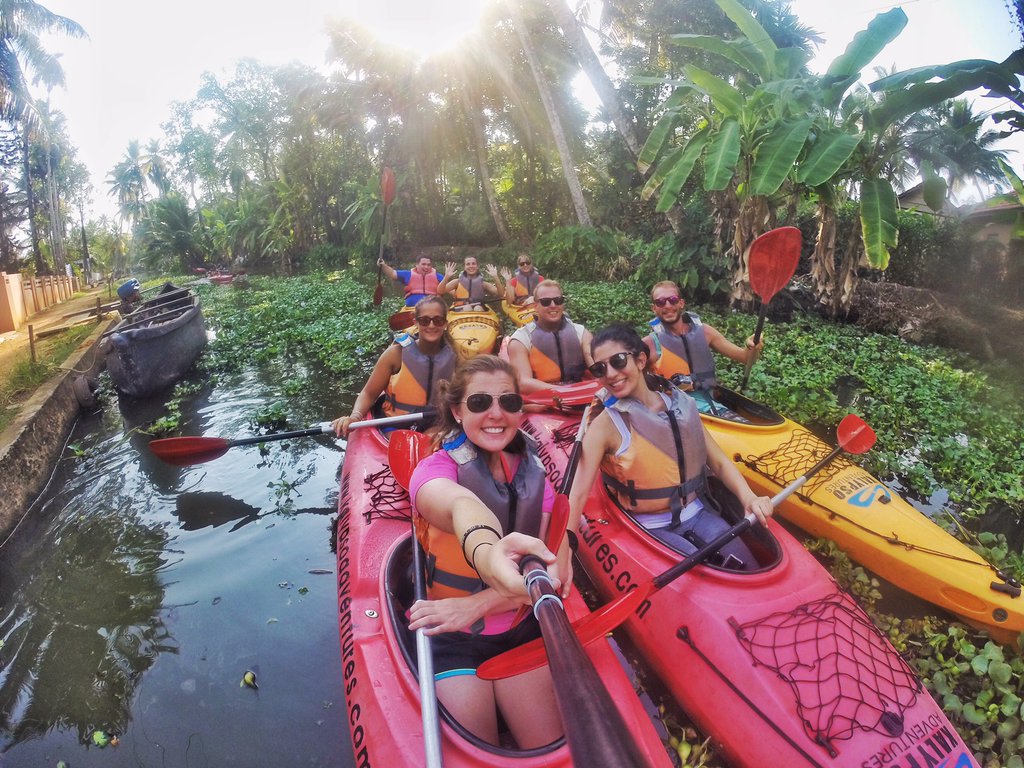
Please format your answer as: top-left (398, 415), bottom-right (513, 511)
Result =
top-left (184, 273), bottom-right (1023, 767)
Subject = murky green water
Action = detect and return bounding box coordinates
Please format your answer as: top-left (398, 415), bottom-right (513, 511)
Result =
top-left (0, 369), bottom-right (355, 767)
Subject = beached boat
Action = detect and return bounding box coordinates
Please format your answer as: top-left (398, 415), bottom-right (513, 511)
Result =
top-left (447, 306), bottom-right (501, 359)
top-left (695, 385), bottom-right (1024, 645)
top-left (502, 300), bottom-right (536, 328)
top-left (103, 283), bottom-right (207, 398)
top-left (522, 407), bottom-right (979, 768)
top-left (335, 422), bottom-right (672, 767)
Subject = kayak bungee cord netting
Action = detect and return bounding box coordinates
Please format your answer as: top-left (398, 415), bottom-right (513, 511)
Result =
top-left (364, 465), bottom-right (412, 522)
top-left (734, 590), bottom-right (921, 757)
top-left (742, 428), bottom-right (998, 573)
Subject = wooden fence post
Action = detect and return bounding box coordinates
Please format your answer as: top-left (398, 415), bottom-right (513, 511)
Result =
top-left (28, 324), bottom-right (36, 363)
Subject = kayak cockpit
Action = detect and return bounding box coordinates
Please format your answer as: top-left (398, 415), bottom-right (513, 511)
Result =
top-left (383, 536), bottom-right (568, 759)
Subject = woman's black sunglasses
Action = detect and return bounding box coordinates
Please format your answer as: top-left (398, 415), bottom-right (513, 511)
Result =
top-left (464, 393), bottom-right (524, 413)
top-left (588, 352), bottom-right (634, 378)
top-left (538, 296), bottom-right (565, 307)
top-left (416, 315), bottom-right (446, 327)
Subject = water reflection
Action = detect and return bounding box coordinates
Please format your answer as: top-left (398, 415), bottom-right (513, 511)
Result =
top-left (0, 367), bottom-right (351, 767)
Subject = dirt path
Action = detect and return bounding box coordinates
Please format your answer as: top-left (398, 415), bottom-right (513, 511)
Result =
top-left (0, 284), bottom-right (115, 375)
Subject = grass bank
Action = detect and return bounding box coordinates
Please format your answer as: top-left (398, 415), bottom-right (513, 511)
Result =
top-left (0, 324), bottom-right (96, 434)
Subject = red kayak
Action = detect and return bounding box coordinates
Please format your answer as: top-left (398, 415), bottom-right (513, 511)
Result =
top-left (523, 407), bottom-right (979, 768)
top-left (335, 422), bottom-right (672, 767)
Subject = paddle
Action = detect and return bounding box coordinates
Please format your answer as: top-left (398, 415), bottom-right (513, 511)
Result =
top-left (387, 430), bottom-right (443, 768)
top-left (521, 380), bottom-right (601, 410)
top-left (149, 410), bottom-right (435, 466)
top-left (509, 403), bottom-right (593, 627)
top-left (517, 556), bottom-right (650, 768)
top-left (477, 413), bottom-right (876, 680)
top-left (374, 166), bottom-right (397, 307)
top-left (739, 226), bottom-right (802, 391)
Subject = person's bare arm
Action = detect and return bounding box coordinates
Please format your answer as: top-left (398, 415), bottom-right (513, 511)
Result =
top-left (703, 426), bottom-right (772, 525)
top-left (508, 338), bottom-right (550, 394)
top-left (580, 328), bottom-right (595, 368)
top-left (378, 259), bottom-right (398, 282)
top-left (332, 345), bottom-right (401, 436)
top-left (705, 323), bottom-right (762, 365)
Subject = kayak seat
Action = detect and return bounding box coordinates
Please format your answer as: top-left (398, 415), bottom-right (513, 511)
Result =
top-left (383, 535), bottom-right (567, 758)
top-left (705, 477), bottom-right (782, 572)
top-left (712, 387), bottom-right (786, 426)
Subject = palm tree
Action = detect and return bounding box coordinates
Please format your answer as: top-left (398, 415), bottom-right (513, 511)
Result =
top-left (508, 0), bottom-right (592, 227)
top-left (908, 98), bottom-right (1010, 202)
top-left (107, 140), bottom-right (148, 229)
top-left (0, 0), bottom-right (85, 273)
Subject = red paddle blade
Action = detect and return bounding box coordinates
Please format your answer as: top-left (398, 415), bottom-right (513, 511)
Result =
top-left (546, 495), bottom-right (570, 553)
top-left (149, 436), bottom-right (231, 466)
top-left (373, 282), bottom-right (383, 307)
top-left (748, 226), bottom-right (801, 302)
top-left (478, 583), bottom-right (652, 681)
top-left (836, 414), bottom-right (876, 455)
top-left (380, 166), bottom-right (396, 207)
top-left (388, 310), bottom-right (416, 332)
top-left (387, 429), bottom-right (434, 490)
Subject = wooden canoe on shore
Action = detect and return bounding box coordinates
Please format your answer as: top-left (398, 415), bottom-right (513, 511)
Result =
top-left (102, 283), bottom-right (207, 398)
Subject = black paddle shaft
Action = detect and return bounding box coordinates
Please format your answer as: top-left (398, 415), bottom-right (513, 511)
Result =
top-left (228, 426), bottom-right (328, 447)
top-left (521, 557), bottom-right (650, 768)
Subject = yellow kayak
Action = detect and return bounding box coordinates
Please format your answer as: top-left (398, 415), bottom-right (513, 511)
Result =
top-left (697, 386), bottom-right (1023, 645)
top-left (501, 300), bottom-right (536, 328)
top-left (446, 307), bottom-right (500, 359)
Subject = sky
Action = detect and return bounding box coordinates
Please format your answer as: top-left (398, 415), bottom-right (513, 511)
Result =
top-left (36, 0), bottom-right (1023, 221)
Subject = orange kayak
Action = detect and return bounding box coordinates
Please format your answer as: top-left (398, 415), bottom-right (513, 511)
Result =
top-left (447, 307), bottom-right (501, 359)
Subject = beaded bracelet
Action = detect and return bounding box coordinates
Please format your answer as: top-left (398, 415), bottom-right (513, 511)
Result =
top-left (460, 524), bottom-right (501, 567)
top-left (470, 541), bottom-right (494, 573)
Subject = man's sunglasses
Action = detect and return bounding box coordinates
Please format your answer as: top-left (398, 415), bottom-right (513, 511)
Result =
top-left (653, 295), bottom-right (681, 307)
top-left (588, 352), bottom-right (634, 378)
top-left (538, 296), bottom-right (565, 307)
top-left (464, 393), bottom-right (524, 414)
top-left (518, 260), bottom-right (532, 266)
top-left (416, 315), bottom-right (446, 327)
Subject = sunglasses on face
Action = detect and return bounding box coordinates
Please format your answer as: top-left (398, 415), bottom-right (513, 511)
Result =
top-left (538, 296), bottom-right (565, 307)
top-left (416, 315), bottom-right (446, 327)
top-left (518, 260), bottom-right (532, 266)
top-left (588, 352), bottom-right (634, 378)
top-left (464, 392), bottom-right (524, 414)
top-left (653, 295), bottom-right (681, 308)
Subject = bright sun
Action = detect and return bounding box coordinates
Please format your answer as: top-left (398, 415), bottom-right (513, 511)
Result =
top-left (333, 0), bottom-right (491, 59)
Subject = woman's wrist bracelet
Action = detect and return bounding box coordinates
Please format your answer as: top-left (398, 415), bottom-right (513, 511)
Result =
top-left (470, 541), bottom-right (494, 573)
top-left (350, 410), bottom-right (363, 421)
top-left (460, 524), bottom-right (501, 566)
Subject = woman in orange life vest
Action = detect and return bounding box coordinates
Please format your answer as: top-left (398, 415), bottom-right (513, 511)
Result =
top-left (407, 354), bottom-right (565, 747)
top-left (505, 253), bottom-right (544, 305)
top-left (331, 296), bottom-right (456, 438)
top-left (507, 280), bottom-right (594, 394)
top-left (440, 255), bottom-right (504, 310)
top-left (567, 324), bottom-right (773, 572)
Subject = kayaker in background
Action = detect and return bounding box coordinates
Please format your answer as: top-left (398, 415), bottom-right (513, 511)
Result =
top-left (505, 253), bottom-right (544, 305)
top-left (644, 280), bottom-right (762, 390)
top-left (117, 278), bottom-right (142, 315)
top-left (331, 296), bottom-right (455, 437)
top-left (507, 280), bottom-right (594, 393)
top-left (440, 256), bottom-right (504, 310)
top-left (568, 323), bottom-right (772, 571)
top-left (408, 354), bottom-right (565, 748)
top-left (379, 252), bottom-right (454, 307)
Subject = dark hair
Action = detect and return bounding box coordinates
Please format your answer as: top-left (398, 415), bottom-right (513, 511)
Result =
top-left (591, 323), bottom-right (647, 359)
top-left (429, 355), bottom-right (519, 448)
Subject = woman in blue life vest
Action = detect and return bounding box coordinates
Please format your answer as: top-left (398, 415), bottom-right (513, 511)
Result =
top-left (567, 324), bottom-right (773, 572)
top-left (408, 354), bottom-right (565, 747)
top-left (332, 296), bottom-right (456, 437)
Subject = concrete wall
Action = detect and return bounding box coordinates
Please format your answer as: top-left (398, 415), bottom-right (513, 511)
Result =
top-left (0, 273), bottom-right (81, 333)
top-left (0, 319), bottom-right (113, 539)
top-left (0, 272), bottom-right (26, 333)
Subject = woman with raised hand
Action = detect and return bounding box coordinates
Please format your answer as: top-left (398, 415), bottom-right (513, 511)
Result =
top-left (568, 323), bottom-right (772, 571)
top-left (407, 354), bottom-right (565, 747)
top-left (441, 255), bottom-right (504, 310)
top-left (332, 296), bottom-right (455, 437)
